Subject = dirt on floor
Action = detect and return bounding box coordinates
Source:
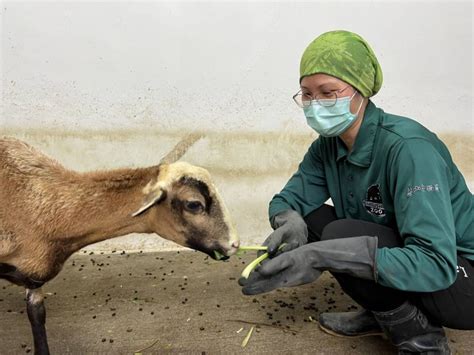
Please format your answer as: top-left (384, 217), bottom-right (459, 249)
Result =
top-left (0, 251), bottom-right (472, 354)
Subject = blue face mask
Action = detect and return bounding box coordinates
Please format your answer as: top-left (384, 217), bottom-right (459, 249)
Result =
top-left (303, 92), bottom-right (362, 137)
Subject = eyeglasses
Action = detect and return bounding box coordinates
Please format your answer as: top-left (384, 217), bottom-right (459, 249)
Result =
top-left (292, 85), bottom-right (352, 108)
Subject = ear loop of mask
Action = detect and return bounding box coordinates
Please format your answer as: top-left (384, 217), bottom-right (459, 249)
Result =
top-left (351, 91), bottom-right (364, 117)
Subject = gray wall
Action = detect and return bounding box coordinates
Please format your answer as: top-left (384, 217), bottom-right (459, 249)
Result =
top-left (1, 1), bottom-right (472, 252)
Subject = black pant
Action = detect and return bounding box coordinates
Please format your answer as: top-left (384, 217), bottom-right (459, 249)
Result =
top-left (305, 204), bottom-right (474, 330)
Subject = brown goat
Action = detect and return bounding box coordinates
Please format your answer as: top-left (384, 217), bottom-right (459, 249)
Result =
top-left (0, 136), bottom-right (239, 354)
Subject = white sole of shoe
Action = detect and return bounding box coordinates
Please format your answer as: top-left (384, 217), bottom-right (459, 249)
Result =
top-left (319, 324), bottom-right (386, 339)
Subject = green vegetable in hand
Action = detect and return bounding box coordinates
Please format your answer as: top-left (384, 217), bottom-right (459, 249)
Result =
top-left (241, 252), bottom-right (270, 279)
top-left (239, 244), bottom-right (286, 279)
top-left (237, 246), bottom-right (268, 252)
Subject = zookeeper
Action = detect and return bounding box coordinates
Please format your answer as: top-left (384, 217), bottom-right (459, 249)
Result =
top-left (239, 30), bottom-right (473, 354)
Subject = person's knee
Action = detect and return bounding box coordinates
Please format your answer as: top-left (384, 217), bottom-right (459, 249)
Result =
top-left (321, 219), bottom-right (354, 241)
top-left (304, 204), bottom-right (337, 242)
top-left (321, 219), bottom-right (402, 248)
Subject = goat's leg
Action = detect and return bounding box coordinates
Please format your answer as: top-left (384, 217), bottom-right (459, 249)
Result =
top-left (26, 288), bottom-right (50, 355)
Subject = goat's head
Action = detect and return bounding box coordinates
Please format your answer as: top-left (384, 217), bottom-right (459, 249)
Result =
top-left (132, 162), bottom-right (239, 260)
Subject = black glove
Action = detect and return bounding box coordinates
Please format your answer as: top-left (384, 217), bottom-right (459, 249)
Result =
top-left (262, 209), bottom-right (308, 257)
top-left (239, 235), bottom-right (378, 295)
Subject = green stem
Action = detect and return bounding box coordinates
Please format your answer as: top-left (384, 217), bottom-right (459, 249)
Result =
top-left (240, 252), bottom-right (269, 279)
top-left (237, 245), bottom-right (268, 252)
top-left (241, 326), bottom-right (255, 348)
top-left (240, 243), bottom-right (287, 279)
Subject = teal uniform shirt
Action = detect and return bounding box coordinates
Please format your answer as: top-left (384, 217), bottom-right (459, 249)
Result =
top-left (269, 101), bottom-right (474, 292)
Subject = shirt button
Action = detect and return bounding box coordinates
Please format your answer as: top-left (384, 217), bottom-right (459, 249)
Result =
top-left (347, 175), bottom-right (353, 181)
top-left (349, 192), bottom-right (354, 198)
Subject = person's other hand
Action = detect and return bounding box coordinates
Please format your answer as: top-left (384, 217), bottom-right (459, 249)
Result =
top-left (261, 209), bottom-right (308, 257)
top-left (239, 245), bottom-right (322, 295)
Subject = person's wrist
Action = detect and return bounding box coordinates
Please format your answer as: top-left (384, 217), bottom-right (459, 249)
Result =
top-left (271, 209), bottom-right (301, 229)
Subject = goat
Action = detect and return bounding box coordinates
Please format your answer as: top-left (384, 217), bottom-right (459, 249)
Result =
top-left (0, 136), bottom-right (239, 354)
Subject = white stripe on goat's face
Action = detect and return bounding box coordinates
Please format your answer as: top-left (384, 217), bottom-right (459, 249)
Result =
top-left (136, 162), bottom-right (239, 259)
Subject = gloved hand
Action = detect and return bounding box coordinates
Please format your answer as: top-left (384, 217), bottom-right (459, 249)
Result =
top-left (261, 209), bottom-right (308, 257)
top-left (239, 235), bottom-right (378, 295)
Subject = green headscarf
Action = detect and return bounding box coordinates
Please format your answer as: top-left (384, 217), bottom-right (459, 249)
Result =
top-left (300, 30), bottom-right (383, 97)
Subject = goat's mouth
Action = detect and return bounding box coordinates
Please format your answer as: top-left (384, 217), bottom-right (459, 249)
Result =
top-left (210, 242), bottom-right (240, 261)
top-left (204, 246), bottom-right (231, 261)
top-left (212, 250), bottom-right (229, 261)
top-left (186, 240), bottom-right (230, 261)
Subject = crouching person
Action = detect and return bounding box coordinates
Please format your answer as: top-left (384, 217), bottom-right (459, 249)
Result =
top-left (238, 30), bottom-right (474, 354)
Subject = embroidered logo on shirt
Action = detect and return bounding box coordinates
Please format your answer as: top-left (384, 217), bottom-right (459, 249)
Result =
top-left (406, 184), bottom-right (439, 198)
top-left (363, 184), bottom-right (386, 217)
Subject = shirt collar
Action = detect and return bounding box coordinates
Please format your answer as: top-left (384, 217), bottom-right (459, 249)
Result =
top-left (336, 100), bottom-right (380, 167)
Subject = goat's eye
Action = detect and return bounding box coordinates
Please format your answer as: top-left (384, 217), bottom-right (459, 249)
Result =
top-left (184, 200), bottom-right (204, 213)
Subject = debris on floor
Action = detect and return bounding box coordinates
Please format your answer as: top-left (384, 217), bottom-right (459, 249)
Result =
top-left (1, 250), bottom-right (471, 354)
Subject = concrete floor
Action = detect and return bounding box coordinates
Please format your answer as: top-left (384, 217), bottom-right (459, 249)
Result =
top-left (0, 251), bottom-right (472, 354)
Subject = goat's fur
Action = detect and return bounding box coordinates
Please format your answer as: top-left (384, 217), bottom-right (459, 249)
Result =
top-left (0, 136), bottom-right (239, 355)
top-left (0, 136), bottom-right (238, 283)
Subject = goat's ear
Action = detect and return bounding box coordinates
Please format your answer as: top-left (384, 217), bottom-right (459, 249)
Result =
top-left (132, 187), bottom-right (167, 217)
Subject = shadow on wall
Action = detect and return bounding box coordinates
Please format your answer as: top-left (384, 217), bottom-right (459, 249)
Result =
top-left (2, 128), bottom-right (473, 252)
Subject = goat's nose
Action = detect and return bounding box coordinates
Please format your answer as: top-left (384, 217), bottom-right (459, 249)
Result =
top-left (232, 240), bottom-right (240, 249)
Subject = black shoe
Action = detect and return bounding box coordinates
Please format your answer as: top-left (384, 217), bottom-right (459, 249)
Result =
top-left (319, 309), bottom-right (384, 338)
top-left (373, 301), bottom-right (451, 355)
